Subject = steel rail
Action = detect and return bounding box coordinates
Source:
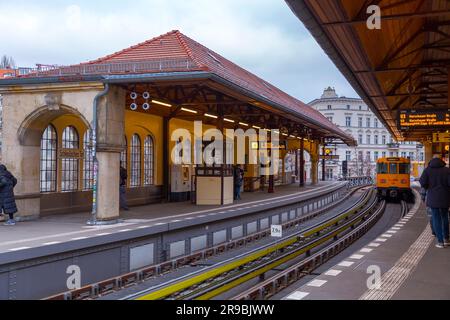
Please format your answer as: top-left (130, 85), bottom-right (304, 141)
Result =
top-left (180, 192), bottom-right (380, 300)
top-left (45, 183), bottom-right (370, 301)
top-left (132, 188), bottom-right (377, 300)
top-left (232, 199), bottom-right (387, 300)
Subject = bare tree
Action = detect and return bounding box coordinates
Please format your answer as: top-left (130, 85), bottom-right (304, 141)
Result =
top-left (0, 55), bottom-right (16, 69)
top-left (347, 148), bottom-right (360, 177)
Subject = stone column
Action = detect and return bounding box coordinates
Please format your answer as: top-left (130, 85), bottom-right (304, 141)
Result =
top-left (311, 156), bottom-right (319, 185)
top-left (310, 140), bottom-right (320, 185)
top-left (299, 138), bottom-right (305, 187)
top-left (96, 152), bottom-right (120, 221)
top-left (95, 86), bottom-right (126, 222)
top-left (322, 145), bottom-right (326, 181)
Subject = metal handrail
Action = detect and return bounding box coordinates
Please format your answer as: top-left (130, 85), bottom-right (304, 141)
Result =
top-left (15, 59), bottom-right (199, 78)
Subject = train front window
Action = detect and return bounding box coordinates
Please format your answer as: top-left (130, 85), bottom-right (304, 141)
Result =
top-left (399, 163), bottom-right (410, 174)
top-left (389, 163), bottom-right (398, 174)
top-left (377, 163), bottom-right (388, 174)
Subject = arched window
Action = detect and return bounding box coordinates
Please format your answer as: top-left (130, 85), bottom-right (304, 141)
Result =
top-left (61, 126), bottom-right (79, 192)
top-left (62, 126), bottom-right (79, 149)
top-left (40, 125), bottom-right (57, 192)
top-left (83, 130), bottom-right (93, 190)
top-left (144, 135), bottom-right (154, 186)
top-left (121, 136), bottom-right (127, 171)
top-left (130, 134), bottom-right (141, 187)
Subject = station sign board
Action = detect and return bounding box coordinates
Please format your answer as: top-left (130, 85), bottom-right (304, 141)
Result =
top-left (58, 150), bottom-right (84, 159)
top-left (319, 155), bottom-right (340, 160)
top-left (432, 132), bottom-right (450, 143)
top-left (251, 141), bottom-right (287, 150)
top-left (399, 109), bottom-right (450, 130)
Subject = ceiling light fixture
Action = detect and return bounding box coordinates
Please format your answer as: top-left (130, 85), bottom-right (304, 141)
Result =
top-left (181, 107), bottom-right (198, 114)
top-left (205, 113), bottom-right (218, 119)
top-left (152, 100), bottom-right (172, 107)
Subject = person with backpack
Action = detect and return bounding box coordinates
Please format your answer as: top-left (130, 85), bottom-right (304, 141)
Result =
top-left (0, 165), bottom-right (18, 226)
top-left (419, 155), bottom-right (450, 248)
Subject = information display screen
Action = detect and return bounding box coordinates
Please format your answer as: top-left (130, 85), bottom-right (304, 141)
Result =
top-left (399, 109), bottom-right (450, 130)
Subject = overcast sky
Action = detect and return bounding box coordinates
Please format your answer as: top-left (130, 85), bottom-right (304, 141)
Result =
top-left (0, 0), bottom-right (358, 103)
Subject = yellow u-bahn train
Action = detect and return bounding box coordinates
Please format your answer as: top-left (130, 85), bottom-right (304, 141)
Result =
top-left (376, 157), bottom-right (413, 201)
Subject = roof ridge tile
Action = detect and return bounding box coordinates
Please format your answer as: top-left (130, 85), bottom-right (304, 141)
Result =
top-left (84, 30), bottom-right (183, 65)
top-left (174, 31), bottom-right (206, 70)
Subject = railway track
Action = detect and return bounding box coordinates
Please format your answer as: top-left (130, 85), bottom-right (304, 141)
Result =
top-left (233, 198), bottom-right (403, 300)
top-left (232, 199), bottom-right (387, 300)
top-left (127, 187), bottom-right (382, 300)
top-left (45, 183), bottom-right (371, 301)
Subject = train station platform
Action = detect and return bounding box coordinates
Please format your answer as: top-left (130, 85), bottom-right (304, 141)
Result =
top-left (0, 181), bottom-right (342, 261)
top-left (283, 188), bottom-right (450, 300)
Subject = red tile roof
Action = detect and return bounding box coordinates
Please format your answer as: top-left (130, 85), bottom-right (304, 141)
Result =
top-left (0, 69), bottom-right (16, 79)
top-left (84, 30), bottom-right (352, 141)
top-left (9, 30), bottom-right (353, 143)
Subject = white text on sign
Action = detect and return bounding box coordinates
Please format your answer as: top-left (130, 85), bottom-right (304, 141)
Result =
top-left (271, 225), bottom-right (282, 238)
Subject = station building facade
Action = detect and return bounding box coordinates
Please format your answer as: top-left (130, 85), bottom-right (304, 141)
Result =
top-left (0, 31), bottom-right (354, 223)
top-left (310, 88), bottom-right (425, 179)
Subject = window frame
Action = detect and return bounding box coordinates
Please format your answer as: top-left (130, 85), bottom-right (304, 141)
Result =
top-left (82, 130), bottom-right (94, 190)
top-left (61, 126), bottom-right (80, 192)
top-left (144, 135), bottom-right (154, 186)
top-left (40, 125), bottom-right (58, 193)
top-left (130, 134), bottom-right (142, 187)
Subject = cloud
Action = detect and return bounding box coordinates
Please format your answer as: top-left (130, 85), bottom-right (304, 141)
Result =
top-left (65, 5), bottom-right (82, 31)
top-left (0, 0), bottom-right (357, 102)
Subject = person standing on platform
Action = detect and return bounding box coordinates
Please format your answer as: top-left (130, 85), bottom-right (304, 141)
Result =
top-left (120, 164), bottom-right (129, 211)
top-left (233, 165), bottom-right (244, 201)
top-left (419, 155), bottom-right (450, 248)
top-left (419, 187), bottom-right (435, 237)
top-left (0, 165), bottom-right (18, 226)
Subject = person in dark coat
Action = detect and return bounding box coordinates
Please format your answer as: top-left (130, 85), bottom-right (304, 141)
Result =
top-left (119, 165), bottom-right (129, 211)
top-left (233, 165), bottom-right (244, 200)
top-left (419, 187), bottom-right (435, 236)
top-left (0, 165), bottom-right (18, 226)
top-left (419, 156), bottom-right (450, 248)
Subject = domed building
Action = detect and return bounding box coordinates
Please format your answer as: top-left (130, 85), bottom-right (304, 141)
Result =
top-left (309, 87), bottom-right (425, 180)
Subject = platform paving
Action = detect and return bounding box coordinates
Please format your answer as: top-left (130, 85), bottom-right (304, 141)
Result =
top-left (283, 189), bottom-right (450, 300)
top-left (0, 182), bottom-right (342, 258)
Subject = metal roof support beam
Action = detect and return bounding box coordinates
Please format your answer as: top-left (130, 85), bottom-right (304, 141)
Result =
top-left (378, 29), bottom-right (423, 70)
top-left (391, 95), bottom-right (411, 111)
top-left (388, 41), bottom-right (450, 65)
top-left (380, 0), bottom-right (420, 11)
top-left (372, 90), bottom-right (448, 98)
top-left (386, 68), bottom-right (419, 97)
top-left (322, 9), bottom-right (450, 26)
top-left (353, 0), bottom-right (383, 21)
top-left (356, 64), bottom-right (450, 73)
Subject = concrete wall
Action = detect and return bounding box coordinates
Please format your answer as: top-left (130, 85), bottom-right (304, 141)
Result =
top-left (1, 83), bottom-right (104, 220)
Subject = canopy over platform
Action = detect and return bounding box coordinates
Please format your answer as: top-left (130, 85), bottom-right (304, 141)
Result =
top-left (286, 0), bottom-right (450, 141)
top-left (0, 30), bottom-right (355, 146)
